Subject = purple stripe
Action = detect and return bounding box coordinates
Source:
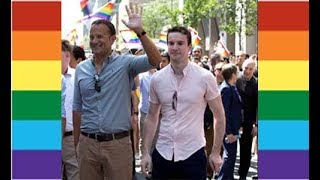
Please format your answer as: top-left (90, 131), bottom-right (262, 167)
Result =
top-left (259, 150), bottom-right (309, 178)
top-left (12, 150), bottom-right (61, 178)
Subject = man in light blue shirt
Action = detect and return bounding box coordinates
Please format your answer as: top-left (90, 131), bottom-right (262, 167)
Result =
top-left (72, 4), bottom-right (161, 180)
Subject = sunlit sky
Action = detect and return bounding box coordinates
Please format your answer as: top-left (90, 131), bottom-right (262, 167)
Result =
top-left (61, 0), bottom-right (83, 38)
top-left (61, 0), bottom-right (130, 43)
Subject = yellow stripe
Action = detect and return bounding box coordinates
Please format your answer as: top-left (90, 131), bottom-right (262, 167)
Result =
top-left (13, 61), bottom-right (61, 90)
top-left (258, 60), bottom-right (308, 90)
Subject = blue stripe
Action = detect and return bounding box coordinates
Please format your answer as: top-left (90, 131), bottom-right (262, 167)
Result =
top-left (13, 120), bottom-right (61, 150)
top-left (259, 120), bottom-right (309, 150)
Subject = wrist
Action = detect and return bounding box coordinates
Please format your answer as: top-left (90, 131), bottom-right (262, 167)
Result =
top-left (132, 111), bottom-right (139, 116)
top-left (136, 30), bottom-right (146, 38)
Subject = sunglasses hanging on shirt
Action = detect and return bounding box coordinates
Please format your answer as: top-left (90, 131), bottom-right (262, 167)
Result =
top-left (94, 74), bottom-right (101, 92)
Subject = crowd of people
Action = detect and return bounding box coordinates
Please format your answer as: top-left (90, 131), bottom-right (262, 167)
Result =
top-left (61, 3), bottom-right (258, 180)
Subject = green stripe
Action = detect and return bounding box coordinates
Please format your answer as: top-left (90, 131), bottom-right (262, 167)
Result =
top-left (259, 91), bottom-right (308, 120)
top-left (12, 91), bottom-right (60, 120)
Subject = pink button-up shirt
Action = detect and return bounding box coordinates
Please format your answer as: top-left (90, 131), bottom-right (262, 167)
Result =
top-left (149, 62), bottom-right (220, 161)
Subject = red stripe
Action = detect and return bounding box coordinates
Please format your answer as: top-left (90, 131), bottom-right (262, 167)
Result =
top-left (258, 2), bottom-right (308, 31)
top-left (12, 2), bottom-right (61, 31)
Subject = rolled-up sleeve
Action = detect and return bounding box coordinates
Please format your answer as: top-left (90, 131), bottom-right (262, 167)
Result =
top-left (204, 72), bottom-right (220, 101)
top-left (149, 75), bottom-right (160, 104)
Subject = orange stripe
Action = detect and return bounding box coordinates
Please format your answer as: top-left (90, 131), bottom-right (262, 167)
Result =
top-left (258, 31), bottom-right (308, 60)
top-left (13, 31), bottom-right (61, 60)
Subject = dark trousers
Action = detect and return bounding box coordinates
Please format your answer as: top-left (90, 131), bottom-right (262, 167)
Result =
top-left (152, 147), bottom-right (207, 180)
top-left (217, 139), bottom-right (238, 180)
top-left (238, 124), bottom-right (253, 178)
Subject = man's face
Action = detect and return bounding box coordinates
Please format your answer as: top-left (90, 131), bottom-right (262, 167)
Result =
top-left (243, 62), bottom-right (255, 80)
top-left (69, 54), bottom-right (78, 69)
top-left (237, 52), bottom-right (246, 66)
top-left (62, 50), bottom-right (70, 74)
top-left (160, 57), bottom-right (169, 69)
top-left (192, 57), bottom-right (201, 64)
top-left (167, 32), bottom-right (191, 62)
top-left (89, 24), bottom-right (115, 55)
top-left (192, 49), bottom-right (202, 59)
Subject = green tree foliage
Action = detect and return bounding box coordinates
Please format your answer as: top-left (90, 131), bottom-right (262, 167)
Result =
top-left (142, 0), bottom-right (257, 37)
top-left (215, 0), bottom-right (257, 35)
top-left (182, 0), bottom-right (218, 28)
top-left (142, 0), bottom-right (178, 38)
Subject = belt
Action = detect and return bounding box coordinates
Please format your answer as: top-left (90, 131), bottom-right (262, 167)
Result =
top-left (81, 131), bottom-right (129, 142)
top-left (64, 131), bottom-right (73, 137)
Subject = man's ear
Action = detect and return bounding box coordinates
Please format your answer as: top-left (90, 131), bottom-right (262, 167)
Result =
top-left (110, 35), bottom-right (116, 44)
top-left (66, 51), bottom-right (71, 59)
top-left (188, 44), bottom-right (193, 53)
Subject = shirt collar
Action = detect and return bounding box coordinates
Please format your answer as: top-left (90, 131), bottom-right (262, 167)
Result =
top-left (91, 51), bottom-right (119, 67)
top-left (169, 61), bottom-right (191, 76)
top-left (65, 66), bottom-right (75, 76)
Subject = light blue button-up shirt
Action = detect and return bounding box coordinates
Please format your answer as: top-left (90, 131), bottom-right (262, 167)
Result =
top-left (73, 52), bottom-right (153, 133)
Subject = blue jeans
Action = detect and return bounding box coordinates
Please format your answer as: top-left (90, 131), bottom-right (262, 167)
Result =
top-left (152, 147), bottom-right (207, 180)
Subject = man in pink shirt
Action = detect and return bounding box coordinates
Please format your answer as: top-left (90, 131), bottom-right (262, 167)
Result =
top-left (141, 26), bottom-right (226, 179)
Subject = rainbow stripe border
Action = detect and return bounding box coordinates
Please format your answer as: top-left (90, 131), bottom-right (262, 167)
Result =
top-left (258, 0), bottom-right (309, 179)
top-left (12, 1), bottom-right (61, 179)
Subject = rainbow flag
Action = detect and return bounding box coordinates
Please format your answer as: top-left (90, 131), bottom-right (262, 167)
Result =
top-left (120, 30), bottom-right (140, 44)
top-left (193, 36), bottom-right (201, 46)
top-left (188, 26), bottom-right (201, 47)
top-left (80, 0), bottom-right (115, 22)
top-left (65, 28), bottom-right (78, 45)
top-left (80, 0), bottom-right (91, 16)
top-left (159, 32), bottom-right (167, 44)
top-left (91, 1), bottom-right (115, 21)
top-left (215, 40), bottom-right (230, 57)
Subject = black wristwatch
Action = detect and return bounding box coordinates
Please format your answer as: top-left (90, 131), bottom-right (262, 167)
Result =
top-left (137, 30), bottom-right (146, 38)
top-left (132, 111), bottom-right (139, 116)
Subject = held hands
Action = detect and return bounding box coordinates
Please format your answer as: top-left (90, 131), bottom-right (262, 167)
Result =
top-left (225, 134), bottom-right (236, 144)
top-left (209, 153), bottom-right (222, 175)
top-left (252, 125), bottom-right (258, 137)
top-left (122, 3), bottom-right (144, 34)
top-left (131, 114), bottom-right (139, 128)
top-left (141, 153), bottom-right (152, 178)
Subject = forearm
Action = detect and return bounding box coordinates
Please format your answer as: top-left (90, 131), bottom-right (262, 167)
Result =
top-left (131, 91), bottom-right (139, 113)
top-left (138, 34), bottom-right (161, 67)
top-left (142, 114), bottom-right (159, 155)
top-left (212, 114), bottom-right (225, 155)
top-left (73, 111), bottom-right (81, 146)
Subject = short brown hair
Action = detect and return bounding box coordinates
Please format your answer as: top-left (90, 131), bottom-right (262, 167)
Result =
top-left (62, 39), bottom-right (72, 52)
top-left (91, 19), bottom-right (116, 35)
top-left (167, 26), bottom-right (192, 46)
top-left (161, 51), bottom-right (170, 62)
top-left (221, 64), bottom-right (238, 81)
